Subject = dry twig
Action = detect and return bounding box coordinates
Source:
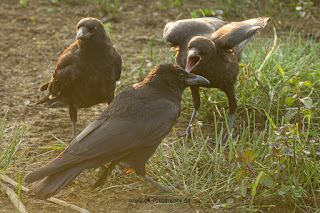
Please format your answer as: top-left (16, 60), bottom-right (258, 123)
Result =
top-left (0, 181), bottom-right (28, 213)
top-left (0, 174), bottom-right (89, 213)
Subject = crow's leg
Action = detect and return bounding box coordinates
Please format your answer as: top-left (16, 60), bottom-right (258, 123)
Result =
top-left (222, 113), bottom-right (235, 142)
top-left (178, 86), bottom-right (200, 137)
top-left (72, 122), bottom-right (76, 139)
top-left (69, 106), bottom-right (77, 139)
top-left (93, 160), bottom-right (119, 188)
top-left (222, 86), bottom-right (237, 143)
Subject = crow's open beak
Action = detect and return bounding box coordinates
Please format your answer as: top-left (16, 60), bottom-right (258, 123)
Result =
top-left (185, 73), bottom-right (210, 86)
top-left (185, 47), bottom-right (201, 73)
top-left (76, 26), bottom-right (92, 40)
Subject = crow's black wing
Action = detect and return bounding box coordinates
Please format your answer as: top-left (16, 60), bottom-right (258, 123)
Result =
top-left (163, 17), bottom-right (227, 67)
top-left (211, 17), bottom-right (270, 52)
top-left (163, 17), bottom-right (227, 48)
top-left (25, 92), bottom-right (179, 183)
top-left (46, 42), bottom-right (81, 98)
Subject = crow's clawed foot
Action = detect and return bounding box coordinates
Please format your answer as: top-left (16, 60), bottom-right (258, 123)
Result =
top-left (152, 182), bottom-right (180, 195)
top-left (142, 175), bottom-right (180, 195)
top-left (176, 126), bottom-right (192, 138)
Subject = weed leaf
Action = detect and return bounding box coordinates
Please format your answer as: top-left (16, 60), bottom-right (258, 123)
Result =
top-left (242, 150), bottom-right (255, 166)
top-left (259, 172), bottom-right (274, 188)
top-left (274, 60), bottom-right (284, 78)
top-left (241, 179), bottom-right (248, 197)
top-left (285, 97), bottom-right (295, 106)
top-left (235, 167), bottom-right (247, 182)
top-left (299, 97), bottom-right (313, 109)
top-left (298, 81), bottom-right (312, 88)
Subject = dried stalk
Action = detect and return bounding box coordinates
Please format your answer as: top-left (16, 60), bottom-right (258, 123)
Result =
top-left (0, 174), bottom-right (89, 213)
top-left (0, 181), bottom-right (28, 213)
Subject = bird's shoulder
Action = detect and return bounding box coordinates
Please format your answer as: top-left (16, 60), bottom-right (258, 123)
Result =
top-left (106, 85), bottom-right (179, 121)
top-left (51, 42), bottom-right (80, 79)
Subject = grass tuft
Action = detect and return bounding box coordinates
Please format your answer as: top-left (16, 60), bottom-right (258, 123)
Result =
top-left (143, 30), bottom-right (320, 211)
top-left (0, 110), bottom-right (28, 173)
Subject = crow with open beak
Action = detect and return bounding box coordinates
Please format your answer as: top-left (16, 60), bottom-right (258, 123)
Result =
top-left (164, 17), bottom-right (270, 142)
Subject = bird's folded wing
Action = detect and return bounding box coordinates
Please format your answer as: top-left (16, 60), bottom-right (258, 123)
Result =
top-left (47, 44), bottom-right (80, 96)
top-left (25, 98), bottom-right (179, 183)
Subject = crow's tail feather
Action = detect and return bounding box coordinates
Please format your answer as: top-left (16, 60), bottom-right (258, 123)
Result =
top-left (28, 165), bottom-right (84, 199)
top-left (36, 94), bottom-right (51, 104)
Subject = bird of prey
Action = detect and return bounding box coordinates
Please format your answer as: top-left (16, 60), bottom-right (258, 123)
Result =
top-left (164, 17), bottom-right (270, 142)
top-left (38, 17), bottom-right (122, 139)
top-left (25, 64), bottom-right (209, 199)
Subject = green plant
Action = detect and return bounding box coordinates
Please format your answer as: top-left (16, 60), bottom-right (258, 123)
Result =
top-left (235, 149), bottom-right (274, 209)
top-left (104, 22), bottom-right (116, 39)
top-left (38, 133), bottom-right (67, 152)
top-left (170, 0), bottom-right (183, 7)
top-left (280, 76), bottom-right (313, 134)
top-left (104, 22), bottom-right (111, 35)
top-left (18, 0), bottom-right (27, 8)
top-left (292, 0), bottom-right (314, 18)
top-left (138, 52), bottom-right (146, 81)
top-left (95, 0), bottom-right (122, 16)
top-left (190, 9), bottom-right (223, 19)
top-left (266, 0), bottom-right (287, 23)
top-left (150, 35), bottom-right (155, 62)
top-left (0, 111), bottom-right (27, 173)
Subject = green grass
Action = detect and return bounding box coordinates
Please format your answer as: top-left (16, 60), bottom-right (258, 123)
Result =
top-left (0, 111), bottom-right (28, 174)
top-left (0, 110), bottom-right (27, 211)
top-left (90, 0), bottom-right (122, 16)
top-left (17, 0), bottom-right (27, 8)
top-left (148, 111), bottom-right (319, 211)
top-left (133, 29), bottom-right (320, 211)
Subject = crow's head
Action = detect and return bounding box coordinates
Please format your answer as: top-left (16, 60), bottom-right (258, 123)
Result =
top-left (140, 64), bottom-right (209, 91)
top-left (76, 17), bottom-right (106, 41)
top-left (186, 36), bottom-right (216, 73)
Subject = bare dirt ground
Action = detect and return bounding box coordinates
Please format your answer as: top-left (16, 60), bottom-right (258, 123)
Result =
top-left (0, 0), bottom-right (319, 212)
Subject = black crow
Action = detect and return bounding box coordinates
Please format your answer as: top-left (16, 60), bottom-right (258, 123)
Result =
top-left (38, 17), bottom-right (122, 139)
top-left (25, 64), bottom-right (209, 199)
top-left (163, 17), bottom-right (227, 69)
top-left (164, 17), bottom-right (270, 141)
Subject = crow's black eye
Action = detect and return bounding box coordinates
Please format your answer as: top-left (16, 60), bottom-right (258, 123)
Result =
top-left (178, 73), bottom-right (185, 80)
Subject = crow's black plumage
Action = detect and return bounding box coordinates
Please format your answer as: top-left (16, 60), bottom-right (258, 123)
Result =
top-left (38, 17), bottom-right (122, 139)
top-left (163, 17), bottom-right (227, 68)
top-left (25, 64), bottom-right (209, 199)
top-left (164, 17), bottom-right (270, 141)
